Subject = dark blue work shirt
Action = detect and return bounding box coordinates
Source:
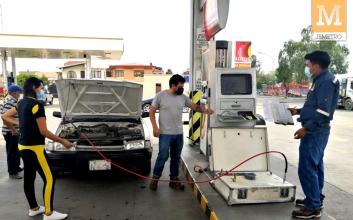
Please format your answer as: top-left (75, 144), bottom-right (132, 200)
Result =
top-left (298, 69), bottom-right (340, 131)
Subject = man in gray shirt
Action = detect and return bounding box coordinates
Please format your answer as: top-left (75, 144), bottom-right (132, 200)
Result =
top-left (149, 74), bottom-right (213, 191)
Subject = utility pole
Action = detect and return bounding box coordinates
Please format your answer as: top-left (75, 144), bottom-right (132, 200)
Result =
top-left (0, 4), bottom-right (8, 89)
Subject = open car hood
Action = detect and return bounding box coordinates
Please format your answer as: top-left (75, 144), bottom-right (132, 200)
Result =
top-left (56, 79), bottom-right (143, 119)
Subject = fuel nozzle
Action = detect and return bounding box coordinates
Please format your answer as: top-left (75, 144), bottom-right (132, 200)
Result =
top-left (71, 141), bottom-right (78, 150)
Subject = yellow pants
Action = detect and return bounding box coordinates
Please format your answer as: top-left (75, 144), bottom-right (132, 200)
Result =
top-left (19, 145), bottom-right (54, 214)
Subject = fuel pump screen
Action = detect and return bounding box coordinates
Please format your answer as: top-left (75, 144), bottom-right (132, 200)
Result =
top-left (221, 74), bottom-right (252, 95)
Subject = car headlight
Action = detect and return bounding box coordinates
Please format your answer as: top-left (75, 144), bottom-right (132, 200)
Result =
top-left (124, 140), bottom-right (145, 150)
top-left (46, 141), bottom-right (55, 151)
top-left (145, 140), bottom-right (151, 148)
top-left (52, 142), bottom-right (76, 151)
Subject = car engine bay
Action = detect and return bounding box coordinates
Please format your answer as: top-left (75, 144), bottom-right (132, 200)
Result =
top-left (58, 122), bottom-right (144, 146)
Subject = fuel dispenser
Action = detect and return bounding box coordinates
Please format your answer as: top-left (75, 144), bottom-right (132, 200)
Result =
top-left (199, 40), bottom-right (296, 205)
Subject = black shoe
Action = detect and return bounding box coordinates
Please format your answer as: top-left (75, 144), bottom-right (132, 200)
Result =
top-left (9, 174), bottom-right (22, 179)
top-left (292, 208), bottom-right (321, 219)
top-left (16, 167), bottom-right (24, 173)
top-left (149, 176), bottom-right (159, 191)
top-left (296, 199), bottom-right (323, 209)
top-left (169, 177), bottom-right (185, 191)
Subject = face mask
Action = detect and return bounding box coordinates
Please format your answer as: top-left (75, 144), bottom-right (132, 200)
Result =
top-left (36, 89), bottom-right (43, 98)
top-left (304, 66), bottom-right (312, 78)
top-left (175, 87), bottom-right (184, 95)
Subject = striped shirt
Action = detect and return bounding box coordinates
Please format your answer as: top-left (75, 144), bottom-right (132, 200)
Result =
top-left (1, 95), bottom-right (19, 135)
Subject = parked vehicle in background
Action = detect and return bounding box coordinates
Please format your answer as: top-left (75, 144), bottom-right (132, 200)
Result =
top-left (337, 76), bottom-right (353, 110)
top-left (45, 91), bottom-right (54, 105)
top-left (37, 89), bottom-right (54, 105)
top-left (48, 83), bottom-right (58, 98)
top-left (142, 98), bottom-right (153, 113)
top-left (142, 97), bottom-right (190, 124)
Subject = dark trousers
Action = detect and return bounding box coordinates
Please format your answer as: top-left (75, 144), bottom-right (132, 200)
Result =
top-left (20, 147), bottom-right (55, 214)
top-left (298, 128), bottom-right (330, 210)
top-left (3, 133), bottom-right (21, 175)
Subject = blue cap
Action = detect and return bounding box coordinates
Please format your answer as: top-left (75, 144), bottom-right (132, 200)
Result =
top-left (8, 84), bottom-right (23, 93)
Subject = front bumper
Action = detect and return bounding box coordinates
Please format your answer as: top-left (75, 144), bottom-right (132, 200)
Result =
top-left (46, 148), bottom-right (152, 172)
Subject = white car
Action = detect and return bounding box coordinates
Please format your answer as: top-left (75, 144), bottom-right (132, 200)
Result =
top-left (46, 79), bottom-right (152, 175)
top-left (45, 92), bottom-right (54, 105)
top-left (37, 90), bottom-right (54, 105)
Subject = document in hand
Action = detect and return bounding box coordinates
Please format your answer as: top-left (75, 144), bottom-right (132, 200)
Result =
top-left (263, 99), bottom-right (294, 125)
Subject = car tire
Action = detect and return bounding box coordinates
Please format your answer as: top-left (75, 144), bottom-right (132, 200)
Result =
top-left (142, 103), bottom-right (151, 113)
top-left (344, 99), bottom-right (353, 111)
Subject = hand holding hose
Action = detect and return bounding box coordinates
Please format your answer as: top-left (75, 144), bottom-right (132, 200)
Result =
top-left (61, 139), bottom-right (74, 149)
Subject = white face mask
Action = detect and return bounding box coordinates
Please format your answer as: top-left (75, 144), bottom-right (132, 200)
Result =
top-left (304, 66), bottom-right (312, 78)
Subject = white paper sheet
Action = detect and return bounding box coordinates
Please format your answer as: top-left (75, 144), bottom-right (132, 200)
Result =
top-left (263, 100), bottom-right (294, 125)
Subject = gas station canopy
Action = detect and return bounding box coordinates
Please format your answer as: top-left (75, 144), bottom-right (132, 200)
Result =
top-left (0, 33), bottom-right (124, 59)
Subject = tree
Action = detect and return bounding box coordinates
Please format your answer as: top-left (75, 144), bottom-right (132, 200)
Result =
top-left (256, 71), bottom-right (276, 90)
top-left (16, 73), bottom-right (37, 88)
top-left (16, 73), bottom-right (49, 88)
top-left (277, 26), bottom-right (350, 86)
top-left (252, 55), bottom-right (278, 90)
top-left (166, 69), bottom-right (173, 75)
top-left (276, 55), bottom-right (292, 96)
top-left (40, 75), bottom-right (50, 86)
top-left (252, 55), bottom-right (264, 89)
top-left (300, 26), bottom-right (349, 76)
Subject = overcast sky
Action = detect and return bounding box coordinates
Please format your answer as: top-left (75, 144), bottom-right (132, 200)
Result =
top-left (0, 0), bottom-right (352, 74)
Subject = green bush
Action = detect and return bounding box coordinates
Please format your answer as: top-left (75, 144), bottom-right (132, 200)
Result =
top-left (16, 74), bottom-right (49, 88)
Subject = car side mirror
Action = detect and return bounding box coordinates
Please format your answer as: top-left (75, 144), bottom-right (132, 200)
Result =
top-left (53, 111), bottom-right (62, 118)
top-left (141, 112), bottom-right (149, 118)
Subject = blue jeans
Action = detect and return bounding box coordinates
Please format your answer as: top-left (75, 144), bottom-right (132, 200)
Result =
top-left (298, 127), bottom-right (330, 211)
top-left (153, 134), bottom-right (184, 178)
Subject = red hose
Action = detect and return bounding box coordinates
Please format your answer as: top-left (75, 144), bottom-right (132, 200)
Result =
top-left (79, 132), bottom-right (286, 184)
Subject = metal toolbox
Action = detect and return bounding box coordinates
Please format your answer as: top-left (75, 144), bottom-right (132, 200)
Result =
top-left (209, 127), bottom-right (296, 205)
top-left (212, 172), bottom-right (296, 205)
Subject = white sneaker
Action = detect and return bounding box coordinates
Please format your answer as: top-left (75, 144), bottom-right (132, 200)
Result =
top-left (29, 206), bottom-right (45, 217)
top-left (43, 211), bottom-right (68, 220)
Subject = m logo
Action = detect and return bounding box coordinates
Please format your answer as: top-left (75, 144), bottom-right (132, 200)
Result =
top-left (316, 5), bottom-right (342, 26)
top-left (312, 0), bottom-right (347, 41)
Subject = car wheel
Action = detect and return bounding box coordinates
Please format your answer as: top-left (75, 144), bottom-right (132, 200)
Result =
top-left (344, 99), bottom-right (353, 111)
top-left (142, 104), bottom-right (151, 113)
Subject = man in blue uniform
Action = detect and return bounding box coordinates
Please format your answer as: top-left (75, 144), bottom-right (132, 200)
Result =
top-left (289, 51), bottom-right (339, 219)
